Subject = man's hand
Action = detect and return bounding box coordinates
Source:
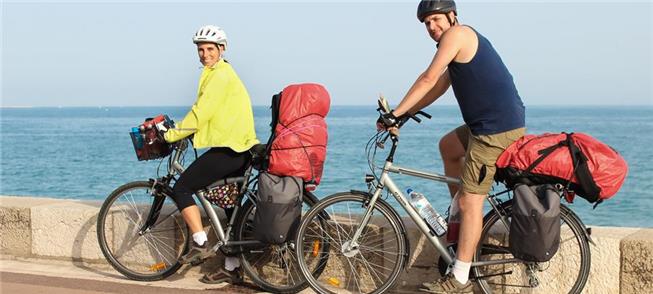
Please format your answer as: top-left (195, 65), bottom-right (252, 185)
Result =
top-left (376, 112), bottom-right (407, 137)
top-left (376, 112), bottom-right (399, 130)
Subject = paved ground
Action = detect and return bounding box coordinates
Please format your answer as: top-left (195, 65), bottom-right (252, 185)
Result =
top-left (0, 257), bottom-right (263, 294)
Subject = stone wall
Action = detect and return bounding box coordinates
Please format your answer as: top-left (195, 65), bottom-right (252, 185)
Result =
top-left (1, 195), bottom-right (651, 293)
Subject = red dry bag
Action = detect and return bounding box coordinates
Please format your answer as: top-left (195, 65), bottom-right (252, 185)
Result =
top-left (266, 83), bottom-right (330, 189)
top-left (496, 132), bottom-right (628, 204)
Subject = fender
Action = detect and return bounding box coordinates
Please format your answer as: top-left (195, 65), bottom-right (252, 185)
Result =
top-left (303, 190), bottom-right (320, 206)
top-left (561, 204), bottom-right (596, 246)
top-left (349, 190), bottom-right (411, 270)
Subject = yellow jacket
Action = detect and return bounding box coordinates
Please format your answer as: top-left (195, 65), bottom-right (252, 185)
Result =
top-left (165, 59), bottom-right (259, 152)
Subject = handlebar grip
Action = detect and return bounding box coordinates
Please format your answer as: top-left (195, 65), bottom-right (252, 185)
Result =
top-left (416, 111), bottom-right (432, 119)
top-left (407, 113), bottom-right (422, 123)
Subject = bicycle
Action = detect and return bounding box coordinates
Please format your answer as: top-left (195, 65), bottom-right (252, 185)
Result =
top-left (294, 98), bottom-right (592, 293)
top-left (96, 137), bottom-right (330, 293)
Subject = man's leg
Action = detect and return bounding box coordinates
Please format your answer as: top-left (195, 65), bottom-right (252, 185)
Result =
top-left (423, 128), bottom-right (524, 293)
top-left (450, 128), bottom-right (526, 282)
top-left (455, 191), bottom-right (486, 262)
top-left (439, 126), bottom-right (469, 198)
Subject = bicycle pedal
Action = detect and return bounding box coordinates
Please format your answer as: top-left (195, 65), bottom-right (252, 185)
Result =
top-left (189, 259), bottom-right (206, 266)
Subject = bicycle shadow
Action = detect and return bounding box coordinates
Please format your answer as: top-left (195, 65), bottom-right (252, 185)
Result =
top-left (70, 209), bottom-right (127, 280)
top-left (70, 206), bottom-right (186, 281)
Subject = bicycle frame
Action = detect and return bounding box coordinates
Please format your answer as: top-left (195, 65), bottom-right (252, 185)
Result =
top-left (347, 135), bottom-right (520, 268)
top-left (150, 139), bottom-right (264, 252)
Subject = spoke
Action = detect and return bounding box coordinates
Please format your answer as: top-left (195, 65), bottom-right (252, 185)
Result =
top-left (286, 250), bottom-right (304, 283)
top-left (116, 201), bottom-right (143, 230)
top-left (354, 253), bottom-right (395, 273)
top-left (358, 236), bottom-right (399, 250)
top-left (358, 248), bottom-right (400, 264)
top-left (327, 207), bottom-right (348, 247)
top-left (152, 209), bottom-right (180, 228)
top-left (342, 253), bottom-right (364, 292)
top-left (354, 252), bottom-right (386, 288)
top-left (141, 233), bottom-right (175, 267)
top-left (149, 227), bottom-right (183, 234)
top-left (279, 247), bottom-right (296, 286)
top-left (125, 191), bottom-right (145, 224)
top-left (145, 233), bottom-right (179, 256)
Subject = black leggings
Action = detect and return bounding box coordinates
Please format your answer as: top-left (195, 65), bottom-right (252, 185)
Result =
top-left (171, 147), bottom-right (250, 212)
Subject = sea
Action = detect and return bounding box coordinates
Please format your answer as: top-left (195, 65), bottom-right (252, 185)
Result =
top-left (1, 105), bottom-right (651, 227)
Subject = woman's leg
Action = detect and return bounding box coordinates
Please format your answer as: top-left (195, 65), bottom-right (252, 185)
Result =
top-left (171, 147), bottom-right (250, 242)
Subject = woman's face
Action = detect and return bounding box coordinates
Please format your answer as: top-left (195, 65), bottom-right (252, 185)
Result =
top-left (197, 43), bottom-right (222, 67)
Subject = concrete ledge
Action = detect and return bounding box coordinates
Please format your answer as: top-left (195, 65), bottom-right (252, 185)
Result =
top-left (0, 206), bottom-right (30, 256)
top-left (620, 228), bottom-right (653, 293)
top-left (1, 195), bottom-right (652, 293)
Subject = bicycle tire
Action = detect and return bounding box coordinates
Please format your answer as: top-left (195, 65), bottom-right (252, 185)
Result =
top-left (97, 181), bottom-right (189, 281)
top-left (295, 192), bottom-right (407, 294)
top-left (232, 191), bottom-right (329, 293)
top-left (473, 200), bottom-right (591, 294)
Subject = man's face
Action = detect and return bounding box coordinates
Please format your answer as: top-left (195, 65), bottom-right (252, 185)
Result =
top-left (197, 43), bottom-right (222, 67)
top-left (423, 12), bottom-right (454, 42)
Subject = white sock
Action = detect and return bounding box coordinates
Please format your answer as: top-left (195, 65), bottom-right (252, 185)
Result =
top-left (451, 259), bottom-right (471, 284)
top-left (224, 256), bottom-right (240, 271)
top-left (192, 231), bottom-right (208, 246)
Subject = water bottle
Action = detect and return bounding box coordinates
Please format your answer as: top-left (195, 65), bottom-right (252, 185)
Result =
top-left (131, 127), bottom-right (144, 148)
top-left (408, 189), bottom-right (447, 237)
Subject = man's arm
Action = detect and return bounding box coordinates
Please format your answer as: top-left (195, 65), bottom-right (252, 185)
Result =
top-left (393, 27), bottom-right (465, 117)
top-left (407, 69), bottom-right (451, 114)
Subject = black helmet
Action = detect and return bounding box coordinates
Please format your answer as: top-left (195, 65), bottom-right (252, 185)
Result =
top-left (417, 0), bottom-right (457, 23)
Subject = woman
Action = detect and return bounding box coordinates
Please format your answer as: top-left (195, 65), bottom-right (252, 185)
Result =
top-left (164, 24), bottom-right (259, 284)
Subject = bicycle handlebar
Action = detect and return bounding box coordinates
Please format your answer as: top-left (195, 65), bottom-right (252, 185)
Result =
top-left (376, 97), bottom-right (432, 148)
top-left (376, 97), bottom-right (431, 129)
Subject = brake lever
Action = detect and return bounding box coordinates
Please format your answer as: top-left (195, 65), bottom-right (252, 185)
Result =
top-left (376, 132), bottom-right (390, 149)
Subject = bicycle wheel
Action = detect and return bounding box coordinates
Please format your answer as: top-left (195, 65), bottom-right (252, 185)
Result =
top-left (295, 192), bottom-right (407, 294)
top-left (473, 200), bottom-right (591, 294)
top-left (97, 181), bottom-right (189, 281)
top-left (233, 191), bottom-right (329, 293)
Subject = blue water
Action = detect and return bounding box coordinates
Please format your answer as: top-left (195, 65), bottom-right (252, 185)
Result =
top-left (1, 105), bottom-right (652, 227)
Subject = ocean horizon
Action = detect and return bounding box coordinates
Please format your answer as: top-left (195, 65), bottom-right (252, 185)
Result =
top-left (1, 105), bottom-right (651, 228)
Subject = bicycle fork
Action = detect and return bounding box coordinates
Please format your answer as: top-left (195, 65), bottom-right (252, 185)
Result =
top-left (138, 179), bottom-right (172, 235)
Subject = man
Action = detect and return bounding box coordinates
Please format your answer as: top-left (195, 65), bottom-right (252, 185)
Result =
top-left (378, 1), bottom-right (526, 292)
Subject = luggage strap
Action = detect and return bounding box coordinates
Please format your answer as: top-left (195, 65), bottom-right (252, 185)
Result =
top-left (525, 133), bottom-right (602, 204)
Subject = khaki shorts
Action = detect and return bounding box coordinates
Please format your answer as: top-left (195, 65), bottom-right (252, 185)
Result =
top-left (455, 125), bottom-right (526, 195)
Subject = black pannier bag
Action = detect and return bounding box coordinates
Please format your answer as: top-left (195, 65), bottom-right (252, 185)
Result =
top-left (253, 173), bottom-right (303, 244)
top-left (509, 184), bottom-right (561, 262)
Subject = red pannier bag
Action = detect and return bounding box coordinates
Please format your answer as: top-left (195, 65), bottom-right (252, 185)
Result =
top-left (266, 83), bottom-right (330, 189)
top-left (496, 132), bottom-right (628, 205)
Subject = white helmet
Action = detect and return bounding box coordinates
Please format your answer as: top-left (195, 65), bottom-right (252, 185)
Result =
top-left (192, 25), bottom-right (227, 47)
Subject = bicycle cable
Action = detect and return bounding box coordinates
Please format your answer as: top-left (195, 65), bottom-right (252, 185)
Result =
top-left (365, 131), bottom-right (385, 181)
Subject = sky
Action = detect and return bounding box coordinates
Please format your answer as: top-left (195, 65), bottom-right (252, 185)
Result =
top-left (1, 0), bottom-right (652, 107)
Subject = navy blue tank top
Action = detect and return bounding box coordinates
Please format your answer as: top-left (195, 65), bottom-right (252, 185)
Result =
top-left (448, 27), bottom-right (525, 135)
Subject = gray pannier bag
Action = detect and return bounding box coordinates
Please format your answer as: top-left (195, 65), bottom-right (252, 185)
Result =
top-left (509, 184), bottom-right (561, 262)
top-left (253, 172), bottom-right (303, 244)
